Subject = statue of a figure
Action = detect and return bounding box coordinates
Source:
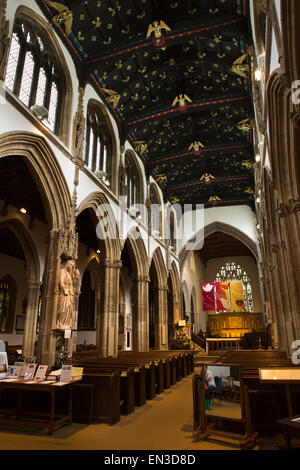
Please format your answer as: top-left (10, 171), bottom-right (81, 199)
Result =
top-left (56, 259), bottom-right (79, 330)
top-left (74, 121), bottom-right (85, 160)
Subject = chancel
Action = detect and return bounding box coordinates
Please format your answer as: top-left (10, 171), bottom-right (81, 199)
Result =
top-left (0, 0), bottom-right (300, 453)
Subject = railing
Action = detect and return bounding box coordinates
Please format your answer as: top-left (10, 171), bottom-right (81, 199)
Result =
top-left (192, 333), bottom-right (206, 351)
top-left (206, 338), bottom-right (241, 354)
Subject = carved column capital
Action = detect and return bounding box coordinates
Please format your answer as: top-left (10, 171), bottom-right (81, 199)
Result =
top-left (157, 285), bottom-right (168, 292)
top-left (102, 258), bottom-right (122, 269)
top-left (136, 275), bottom-right (151, 284)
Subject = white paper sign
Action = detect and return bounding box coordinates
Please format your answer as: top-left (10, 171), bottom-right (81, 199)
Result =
top-left (24, 364), bottom-right (37, 380)
top-left (60, 365), bottom-right (72, 382)
top-left (64, 330), bottom-right (72, 339)
top-left (35, 365), bottom-right (48, 381)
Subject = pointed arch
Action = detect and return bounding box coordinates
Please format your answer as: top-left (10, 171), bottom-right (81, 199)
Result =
top-left (0, 218), bottom-right (40, 283)
top-left (124, 227), bottom-right (149, 278)
top-left (77, 191), bottom-right (121, 262)
top-left (0, 132), bottom-right (71, 230)
top-left (179, 221), bottom-right (258, 269)
top-left (150, 247), bottom-right (168, 287)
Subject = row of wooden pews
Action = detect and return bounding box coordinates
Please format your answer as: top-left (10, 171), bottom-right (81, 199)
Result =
top-left (214, 349), bottom-right (300, 434)
top-left (73, 350), bottom-right (194, 426)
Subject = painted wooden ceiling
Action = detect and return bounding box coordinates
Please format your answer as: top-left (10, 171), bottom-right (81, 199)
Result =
top-left (36, 0), bottom-right (255, 209)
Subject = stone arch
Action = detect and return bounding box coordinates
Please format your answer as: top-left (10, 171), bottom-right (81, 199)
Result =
top-left (77, 191), bottom-right (121, 262)
top-left (179, 221), bottom-right (259, 269)
top-left (10, 6), bottom-right (73, 146)
top-left (0, 218), bottom-right (40, 355)
top-left (149, 247), bottom-right (168, 349)
top-left (0, 132), bottom-right (71, 230)
top-left (125, 227), bottom-right (149, 278)
top-left (77, 256), bottom-right (100, 335)
top-left (120, 229), bottom-right (149, 351)
top-left (150, 247), bottom-right (168, 287)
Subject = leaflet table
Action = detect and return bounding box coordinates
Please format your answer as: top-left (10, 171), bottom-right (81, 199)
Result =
top-left (0, 378), bottom-right (77, 434)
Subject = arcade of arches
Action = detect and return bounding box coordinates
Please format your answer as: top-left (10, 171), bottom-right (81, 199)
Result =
top-left (0, 0), bottom-right (300, 451)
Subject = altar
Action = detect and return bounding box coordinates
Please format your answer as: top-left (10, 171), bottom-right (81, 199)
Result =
top-left (207, 312), bottom-right (264, 338)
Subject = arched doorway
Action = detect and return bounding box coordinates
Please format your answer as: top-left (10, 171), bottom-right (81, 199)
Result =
top-left (78, 269), bottom-right (95, 331)
top-left (76, 192), bottom-right (121, 357)
top-left (149, 248), bottom-right (168, 350)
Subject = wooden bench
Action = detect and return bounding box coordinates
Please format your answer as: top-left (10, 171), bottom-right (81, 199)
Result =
top-left (74, 353), bottom-right (153, 404)
top-left (211, 349), bottom-right (300, 434)
top-left (82, 370), bottom-right (120, 425)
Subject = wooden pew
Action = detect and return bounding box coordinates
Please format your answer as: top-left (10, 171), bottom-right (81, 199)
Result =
top-left (82, 370), bottom-right (120, 426)
top-left (211, 349), bottom-right (300, 434)
top-left (74, 353), bottom-right (152, 405)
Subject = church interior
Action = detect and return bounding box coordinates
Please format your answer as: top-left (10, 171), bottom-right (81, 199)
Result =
top-left (0, 0), bottom-right (300, 452)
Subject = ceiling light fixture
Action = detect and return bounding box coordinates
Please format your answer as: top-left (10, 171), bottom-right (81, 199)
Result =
top-left (20, 208), bottom-right (27, 214)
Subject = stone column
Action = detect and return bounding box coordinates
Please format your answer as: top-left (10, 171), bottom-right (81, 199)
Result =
top-left (22, 280), bottom-right (41, 357)
top-left (37, 227), bottom-right (78, 366)
top-left (99, 259), bottom-right (121, 357)
top-left (157, 284), bottom-right (168, 350)
top-left (136, 275), bottom-right (150, 352)
top-left (278, 204), bottom-right (300, 341)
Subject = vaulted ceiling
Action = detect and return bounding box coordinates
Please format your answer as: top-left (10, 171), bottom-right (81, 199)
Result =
top-left (37, 0), bottom-right (255, 209)
top-left (197, 231), bottom-right (256, 265)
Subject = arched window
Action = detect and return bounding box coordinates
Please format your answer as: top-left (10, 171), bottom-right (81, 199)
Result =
top-left (85, 101), bottom-right (112, 181)
top-left (5, 15), bottom-right (64, 134)
top-left (215, 261), bottom-right (254, 312)
top-left (150, 184), bottom-right (162, 236)
top-left (0, 276), bottom-right (17, 333)
top-left (125, 152), bottom-right (141, 209)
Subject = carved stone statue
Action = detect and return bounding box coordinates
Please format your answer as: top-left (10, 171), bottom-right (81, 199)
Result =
top-left (56, 259), bottom-right (80, 330)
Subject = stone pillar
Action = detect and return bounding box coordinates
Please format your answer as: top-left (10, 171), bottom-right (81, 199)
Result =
top-left (37, 227), bottom-right (78, 366)
top-left (99, 259), bottom-right (121, 357)
top-left (157, 284), bottom-right (168, 350)
top-left (278, 204), bottom-right (300, 341)
top-left (136, 275), bottom-right (150, 352)
top-left (22, 280), bottom-right (41, 357)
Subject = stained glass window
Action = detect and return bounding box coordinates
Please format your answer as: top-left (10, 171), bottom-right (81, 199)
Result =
top-left (215, 261), bottom-right (254, 312)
